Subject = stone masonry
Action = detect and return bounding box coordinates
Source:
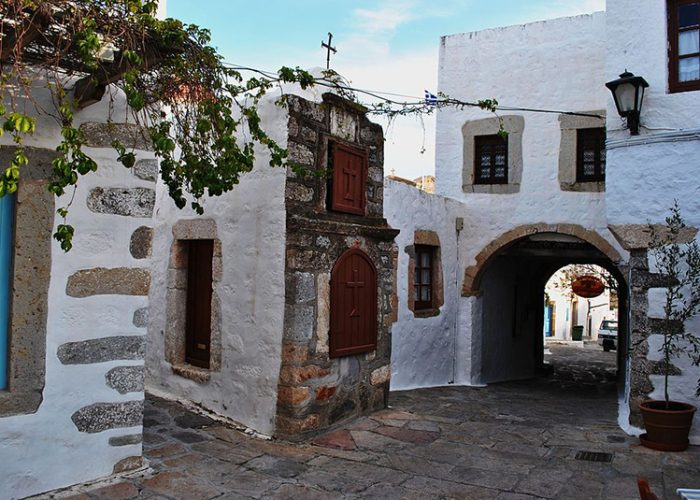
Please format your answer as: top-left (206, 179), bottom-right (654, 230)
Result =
top-left (276, 94), bottom-right (399, 438)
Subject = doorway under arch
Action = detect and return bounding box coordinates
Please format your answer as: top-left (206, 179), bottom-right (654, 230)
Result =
top-left (467, 230), bottom-right (628, 388)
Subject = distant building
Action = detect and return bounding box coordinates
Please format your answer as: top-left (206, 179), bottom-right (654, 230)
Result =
top-left (413, 175), bottom-right (435, 193)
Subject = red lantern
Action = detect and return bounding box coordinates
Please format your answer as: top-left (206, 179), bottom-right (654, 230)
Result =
top-left (572, 276), bottom-right (605, 298)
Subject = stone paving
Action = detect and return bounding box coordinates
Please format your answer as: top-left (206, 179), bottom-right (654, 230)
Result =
top-left (41, 348), bottom-right (699, 500)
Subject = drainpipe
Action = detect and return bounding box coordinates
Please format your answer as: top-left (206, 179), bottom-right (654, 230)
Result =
top-left (0, 194), bottom-right (15, 390)
top-left (450, 216), bottom-right (464, 384)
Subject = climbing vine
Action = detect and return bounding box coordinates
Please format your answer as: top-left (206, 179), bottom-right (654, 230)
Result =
top-left (1, 0), bottom-right (316, 250)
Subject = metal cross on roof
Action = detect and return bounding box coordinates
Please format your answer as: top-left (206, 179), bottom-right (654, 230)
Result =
top-left (321, 32), bottom-right (337, 70)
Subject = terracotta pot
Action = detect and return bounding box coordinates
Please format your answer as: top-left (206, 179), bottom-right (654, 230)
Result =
top-left (639, 400), bottom-right (696, 452)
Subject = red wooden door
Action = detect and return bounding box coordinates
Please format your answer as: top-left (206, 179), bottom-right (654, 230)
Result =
top-left (330, 249), bottom-right (377, 358)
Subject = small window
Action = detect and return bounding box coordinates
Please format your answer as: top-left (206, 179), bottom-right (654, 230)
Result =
top-left (474, 135), bottom-right (508, 184)
top-left (576, 128), bottom-right (606, 182)
top-left (669, 0), bottom-right (700, 92)
top-left (330, 143), bottom-right (367, 215)
top-left (414, 245), bottom-right (433, 311)
top-left (185, 239), bottom-right (214, 368)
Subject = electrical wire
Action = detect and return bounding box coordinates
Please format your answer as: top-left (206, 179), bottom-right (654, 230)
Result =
top-left (223, 63), bottom-right (606, 119)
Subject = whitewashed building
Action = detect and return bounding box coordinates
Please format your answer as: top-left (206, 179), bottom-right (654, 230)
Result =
top-left (386, 1), bottom-right (700, 444)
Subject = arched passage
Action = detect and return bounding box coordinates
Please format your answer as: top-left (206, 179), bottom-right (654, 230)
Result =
top-left (466, 228), bottom-right (628, 387)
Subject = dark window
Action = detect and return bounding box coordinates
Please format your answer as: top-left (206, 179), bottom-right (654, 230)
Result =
top-left (576, 128), bottom-right (606, 182)
top-left (474, 135), bottom-right (508, 184)
top-left (330, 249), bottom-right (377, 358)
top-left (330, 143), bottom-right (367, 215)
top-left (669, 0), bottom-right (700, 92)
top-left (414, 245), bottom-right (433, 310)
top-left (185, 239), bottom-right (213, 368)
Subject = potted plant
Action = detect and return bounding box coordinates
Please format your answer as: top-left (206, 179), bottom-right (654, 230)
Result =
top-left (639, 202), bottom-right (700, 451)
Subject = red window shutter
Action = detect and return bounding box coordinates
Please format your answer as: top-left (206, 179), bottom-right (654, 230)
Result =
top-left (330, 249), bottom-right (377, 358)
top-left (185, 239), bottom-right (214, 368)
top-left (331, 143), bottom-right (367, 215)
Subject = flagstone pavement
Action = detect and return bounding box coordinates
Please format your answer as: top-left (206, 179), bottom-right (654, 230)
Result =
top-left (38, 346), bottom-right (699, 500)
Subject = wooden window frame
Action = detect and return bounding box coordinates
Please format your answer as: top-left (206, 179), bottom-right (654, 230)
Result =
top-left (414, 245), bottom-right (434, 311)
top-left (185, 239), bottom-right (214, 369)
top-left (330, 142), bottom-right (368, 215)
top-left (576, 128), bottom-right (606, 183)
top-left (474, 134), bottom-right (508, 185)
top-left (668, 0), bottom-right (700, 93)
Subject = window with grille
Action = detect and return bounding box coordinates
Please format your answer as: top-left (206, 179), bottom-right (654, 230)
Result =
top-left (414, 245), bottom-right (434, 311)
top-left (576, 128), bottom-right (606, 182)
top-left (669, 0), bottom-right (700, 92)
top-left (474, 135), bottom-right (508, 184)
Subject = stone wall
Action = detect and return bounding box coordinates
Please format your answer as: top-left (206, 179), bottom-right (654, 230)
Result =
top-left (275, 94), bottom-right (399, 438)
top-left (0, 101), bottom-right (154, 498)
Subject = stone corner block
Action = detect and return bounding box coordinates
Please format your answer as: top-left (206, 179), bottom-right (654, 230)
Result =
top-left (80, 122), bottom-right (153, 151)
top-left (66, 267), bottom-right (150, 297)
top-left (72, 400), bottom-right (144, 433)
top-left (130, 226), bottom-right (154, 259)
top-left (106, 366), bottom-right (145, 394)
top-left (57, 335), bottom-right (145, 365)
top-left (87, 187), bottom-right (155, 218)
top-left (370, 365), bottom-right (391, 385)
top-left (133, 159), bottom-right (158, 182)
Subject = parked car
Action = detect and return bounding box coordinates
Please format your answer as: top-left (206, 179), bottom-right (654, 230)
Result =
top-left (598, 320), bottom-right (618, 351)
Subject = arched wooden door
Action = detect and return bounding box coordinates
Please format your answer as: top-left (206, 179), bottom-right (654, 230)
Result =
top-left (330, 249), bottom-right (377, 358)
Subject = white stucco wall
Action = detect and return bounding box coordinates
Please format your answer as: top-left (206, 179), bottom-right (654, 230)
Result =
top-left (433, 13), bottom-right (628, 383)
top-left (146, 94), bottom-right (289, 437)
top-left (606, 0), bottom-right (700, 444)
top-left (0, 92), bottom-right (149, 498)
top-left (384, 180), bottom-right (465, 390)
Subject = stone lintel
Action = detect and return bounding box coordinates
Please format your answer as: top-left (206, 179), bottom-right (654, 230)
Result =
top-left (609, 224), bottom-right (698, 250)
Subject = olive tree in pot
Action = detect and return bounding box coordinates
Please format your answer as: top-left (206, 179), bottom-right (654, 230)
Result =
top-left (640, 203), bottom-right (700, 452)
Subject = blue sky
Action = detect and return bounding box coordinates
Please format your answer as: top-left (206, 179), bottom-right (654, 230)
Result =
top-left (168, 0), bottom-right (605, 178)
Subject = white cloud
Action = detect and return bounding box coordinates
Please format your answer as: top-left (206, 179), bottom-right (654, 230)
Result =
top-left (353, 3), bottom-right (416, 34)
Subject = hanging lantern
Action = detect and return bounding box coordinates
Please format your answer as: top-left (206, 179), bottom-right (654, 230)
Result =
top-left (572, 275), bottom-right (605, 298)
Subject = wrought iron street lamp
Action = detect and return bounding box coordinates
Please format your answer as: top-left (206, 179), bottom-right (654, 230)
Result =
top-left (605, 71), bottom-right (649, 135)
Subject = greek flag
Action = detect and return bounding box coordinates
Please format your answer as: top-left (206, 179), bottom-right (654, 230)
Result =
top-left (424, 90), bottom-right (438, 106)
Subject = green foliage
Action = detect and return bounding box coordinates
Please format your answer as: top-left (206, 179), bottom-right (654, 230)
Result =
top-left (1, 0), bottom-right (317, 250)
top-left (2, 0), bottom-right (501, 252)
top-left (648, 201), bottom-right (700, 403)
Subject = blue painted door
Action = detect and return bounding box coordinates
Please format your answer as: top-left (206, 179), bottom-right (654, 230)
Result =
top-left (0, 193), bottom-right (15, 390)
top-left (544, 304), bottom-right (554, 337)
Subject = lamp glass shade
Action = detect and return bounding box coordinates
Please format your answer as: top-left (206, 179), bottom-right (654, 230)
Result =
top-left (615, 82), bottom-right (637, 114)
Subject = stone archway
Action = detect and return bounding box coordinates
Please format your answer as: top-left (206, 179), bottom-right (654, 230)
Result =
top-left (463, 225), bottom-right (628, 387)
top-left (462, 223), bottom-right (622, 297)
